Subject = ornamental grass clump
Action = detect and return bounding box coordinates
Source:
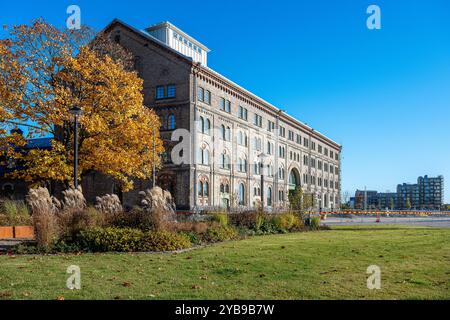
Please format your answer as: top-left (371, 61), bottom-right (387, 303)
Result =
top-left (62, 186), bottom-right (86, 211)
top-left (95, 194), bottom-right (122, 215)
top-left (26, 187), bottom-right (59, 247)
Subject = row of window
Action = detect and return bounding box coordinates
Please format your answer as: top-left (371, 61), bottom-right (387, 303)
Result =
top-left (302, 174), bottom-right (339, 189)
top-left (200, 180), bottom-right (336, 207)
top-left (196, 86), bottom-right (339, 161)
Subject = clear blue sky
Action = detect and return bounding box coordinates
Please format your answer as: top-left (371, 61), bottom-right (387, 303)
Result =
top-left (1, 0), bottom-right (449, 202)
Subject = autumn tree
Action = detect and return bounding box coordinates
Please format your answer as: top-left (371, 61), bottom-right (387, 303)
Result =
top-left (0, 19), bottom-right (163, 191)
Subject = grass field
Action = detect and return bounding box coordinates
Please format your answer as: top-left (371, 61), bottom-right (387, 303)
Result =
top-left (0, 226), bottom-right (449, 300)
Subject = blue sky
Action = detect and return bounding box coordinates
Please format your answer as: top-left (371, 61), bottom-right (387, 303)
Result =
top-left (1, 0), bottom-right (449, 202)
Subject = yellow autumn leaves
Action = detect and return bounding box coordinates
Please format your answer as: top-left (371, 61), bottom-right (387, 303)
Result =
top-left (0, 19), bottom-right (163, 191)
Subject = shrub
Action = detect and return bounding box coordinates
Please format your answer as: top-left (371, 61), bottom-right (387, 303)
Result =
top-left (202, 223), bottom-right (239, 243)
top-left (111, 207), bottom-right (154, 231)
top-left (273, 212), bottom-right (302, 232)
top-left (211, 212), bottom-right (228, 227)
top-left (310, 216), bottom-right (321, 230)
top-left (229, 211), bottom-right (258, 228)
top-left (78, 227), bottom-right (144, 252)
top-left (141, 231), bottom-right (192, 252)
top-left (180, 231), bottom-right (202, 246)
top-left (58, 207), bottom-right (106, 240)
top-left (77, 227), bottom-right (192, 252)
top-left (165, 221), bottom-right (209, 234)
top-left (0, 200), bottom-right (32, 226)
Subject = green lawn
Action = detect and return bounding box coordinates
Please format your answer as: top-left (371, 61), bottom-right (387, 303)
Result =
top-left (0, 226), bottom-right (449, 300)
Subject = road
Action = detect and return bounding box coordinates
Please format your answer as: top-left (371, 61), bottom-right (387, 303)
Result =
top-left (322, 215), bottom-right (450, 228)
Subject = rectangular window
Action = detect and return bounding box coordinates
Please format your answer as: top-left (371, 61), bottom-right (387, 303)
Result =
top-left (225, 100), bottom-right (231, 113)
top-left (279, 126), bottom-right (285, 137)
top-left (238, 106), bottom-right (248, 120)
top-left (296, 134), bottom-right (301, 144)
top-left (167, 85), bottom-right (176, 98)
top-left (318, 145), bottom-right (322, 154)
top-left (156, 86), bottom-right (165, 100)
top-left (204, 90), bottom-right (211, 105)
top-left (267, 120), bottom-right (275, 132)
top-left (198, 87), bottom-right (204, 102)
top-left (288, 131), bottom-right (294, 141)
top-left (219, 97), bottom-right (225, 111)
top-left (253, 114), bottom-right (262, 127)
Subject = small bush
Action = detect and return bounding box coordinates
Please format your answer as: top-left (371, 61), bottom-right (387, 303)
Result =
top-left (141, 231), bottom-right (192, 252)
top-left (229, 211), bottom-right (258, 228)
top-left (202, 224), bottom-right (239, 243)
top-left (111, 207), bottom-right (153, 231)
top-left (180, 231), bottom-right (202, 246)
top-left (273, 212), bottom-right (302, 232)
top-left (211, 212), bottom-right (229, 227)
top-left (165, 221), bottom-right (209, 234)
top-left (58, 207), bottom-right (105, 240)
top-left (78, 227), bottom-right (144, 252)
top-left (77, 227), bottom-right (192, 252)
top-left (310, 216), bottom-right (321, 230)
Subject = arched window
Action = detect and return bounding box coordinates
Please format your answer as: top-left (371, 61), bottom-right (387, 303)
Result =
top-left (266, 164), bottom-right (273, 177)
top-left (225, 126), bottom-right (231, 141)
top-left (220, 184), bottom-right (225, 193)
top-left (267, 187), bottom-right (273, 206)
top-left (238, 157), bottom-right (247, 173)
top-left (167, 113), bottom-right (176, 130)
top-left (198, 177), bottom-right (209, 198)
top-left (279, 190), bottom-right (285, 202)
top-left (254, 162), bottom-right (261, 175)
top-left (253, 185), bottom-right (261, 197)
top-left (199, 116), bottom-right (205, 133)
top-left (199, 147), bottom-right (210, 165)
top-left (238, 183), bottom-right (246, 205)
top-left (204, 118), bottom-right (211, 135)
top-left (203, 182), bottom-right (209, 197)
top-left (199, 117), bottom-right (210, 134)
top-left (278, 166), bottom-right (285, 180)
top-left (221, 125), bottom-right (226, 140)
top-left (198, 181), bottom-right (203, 196)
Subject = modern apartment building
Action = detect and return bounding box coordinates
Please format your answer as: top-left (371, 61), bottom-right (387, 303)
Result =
top-left (351, 175), bottom-right (444, 211)
top-left (100, 20), bottom-right (342, 211)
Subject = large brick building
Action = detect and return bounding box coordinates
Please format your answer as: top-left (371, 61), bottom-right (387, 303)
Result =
top-left (100, 19), bottom-right (342, 211)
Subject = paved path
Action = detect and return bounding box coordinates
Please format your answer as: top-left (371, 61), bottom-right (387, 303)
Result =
top-left (322, 216), bottom-right (450, 228)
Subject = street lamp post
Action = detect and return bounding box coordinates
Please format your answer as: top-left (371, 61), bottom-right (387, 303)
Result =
top-left (69, 106), bottom-right (83, 189)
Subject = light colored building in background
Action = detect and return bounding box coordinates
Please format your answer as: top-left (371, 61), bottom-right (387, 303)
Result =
top-left (103, 19), bottom-right (342, 211)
